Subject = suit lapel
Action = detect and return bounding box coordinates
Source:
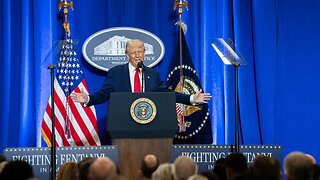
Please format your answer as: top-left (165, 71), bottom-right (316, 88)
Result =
top-left (143, 68), bottom-right (151, 91)
top-left (121, 64), bottom-right (132, 92)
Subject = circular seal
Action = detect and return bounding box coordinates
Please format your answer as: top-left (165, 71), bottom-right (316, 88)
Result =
top-left (82, 27), bottom-right (165, 71)
top-left (130, 98), bottom-right (157, 124)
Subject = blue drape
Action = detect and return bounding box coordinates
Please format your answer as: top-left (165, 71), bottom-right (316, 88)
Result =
top-left (1, 0), bottom-right (320, 161)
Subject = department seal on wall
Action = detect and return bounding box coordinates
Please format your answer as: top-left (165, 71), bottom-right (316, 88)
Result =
top-left (82, 27), bottom-right (165, 71)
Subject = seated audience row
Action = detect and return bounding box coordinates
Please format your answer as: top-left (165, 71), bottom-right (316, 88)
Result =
top-left (0, 151), bottom-right (319, 180)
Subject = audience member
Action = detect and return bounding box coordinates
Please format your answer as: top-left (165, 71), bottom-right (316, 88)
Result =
top-left (284, 151), bottom-right (313, 180)
top-left (152, 163), bottom-right (174, 180)
top-left (225, 153), bottom-right (247, 180)
top-left (187, 174), bottom-right (208, 180)
top-left (139, 154), bottom-right (160, 179)
top-left (199, 171), bottom-right (219, 180)
top-left (305, 154), bottom-right (317, 165)
top-left (78, 157), bottom-right (96, 180)
top-left (57, 161), bottom-right (78, 180)
top-left (173, 156), bottom-right (198, 180)
top-left (212, 157), bottom-right (227, 180)
top-left (0, 161), bottom-right (8, 174)
top-left (312, 164), bottom-right (320, 180)
top-left (231, 172), bottom-right (255, 180)
top-left (251, 155), bottom-right (281, 180)
top-left (0, 154), bottom-right (6, 163)
top-left (0, 160), bottom-right (34, 180)
top-left (89, 157), bottom-right (117, 180)
top-left (3, 151), bottom-right (317, 180)
top-left (0, 154), bottom-right (7, 175)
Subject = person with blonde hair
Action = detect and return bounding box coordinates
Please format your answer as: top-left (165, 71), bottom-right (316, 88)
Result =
top-left (187, 174), bottom-right (208, 180)
top-left (152, 163), bottom-right (174, 180)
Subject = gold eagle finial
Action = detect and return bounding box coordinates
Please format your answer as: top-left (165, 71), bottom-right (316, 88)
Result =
top-left (58, 0), bottom-right (74, 37)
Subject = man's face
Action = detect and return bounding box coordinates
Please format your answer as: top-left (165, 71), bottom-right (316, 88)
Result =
top-left (126, 41), bottom-right (145, 68)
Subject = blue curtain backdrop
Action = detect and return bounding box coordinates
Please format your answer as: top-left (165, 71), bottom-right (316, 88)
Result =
top-left (1, 0), bottom-right (320, 161)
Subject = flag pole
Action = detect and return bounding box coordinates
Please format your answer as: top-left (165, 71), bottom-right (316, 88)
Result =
top-left (173, 0), bottom-right (188, 90)
top-left (173, 0), bottom-right (189, 132)
top-left (43, 1), bottom-right (75, 180)
top-left (47, 64), bottom-right (56, 180)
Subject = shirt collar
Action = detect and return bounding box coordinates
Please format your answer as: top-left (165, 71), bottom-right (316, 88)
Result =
top-left (128, 62), bottom-right (140, 73)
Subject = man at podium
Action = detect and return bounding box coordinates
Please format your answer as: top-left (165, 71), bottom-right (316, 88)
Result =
top-left (71, 39), bottom-right (210, 179)
top-left (71, 39), bottom-right (211, 105)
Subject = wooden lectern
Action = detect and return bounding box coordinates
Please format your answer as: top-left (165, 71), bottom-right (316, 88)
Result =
top-left (107, 92), bottom-right (178, 180)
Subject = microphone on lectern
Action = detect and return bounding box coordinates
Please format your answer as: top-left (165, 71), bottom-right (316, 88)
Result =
top-left (138, 61), bottom-right (144, 92)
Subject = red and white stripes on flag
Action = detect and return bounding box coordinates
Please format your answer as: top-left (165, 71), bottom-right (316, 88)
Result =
top-left (41, 79), bottom-right (101, 146)
top-left (41, 39), bottom-right (100, 147)
top-left (176, 103), bottom-right (186, 132)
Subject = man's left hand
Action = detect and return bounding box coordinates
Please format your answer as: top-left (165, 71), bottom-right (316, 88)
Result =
top-left (193, 89), bottom-right (212, 104)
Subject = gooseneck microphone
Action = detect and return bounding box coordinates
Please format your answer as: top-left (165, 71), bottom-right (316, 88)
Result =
top-left (138, 61), bottom-right (144, 92)
top-left (137, 61), bottom-right (143, 68)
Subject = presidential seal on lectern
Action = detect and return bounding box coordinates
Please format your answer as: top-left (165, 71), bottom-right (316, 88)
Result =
top-left (130, 98), bottom-right (157, 124)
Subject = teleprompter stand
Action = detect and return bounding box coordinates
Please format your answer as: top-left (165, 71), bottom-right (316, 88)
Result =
top-left (212, 38), bottom-right (246, 153)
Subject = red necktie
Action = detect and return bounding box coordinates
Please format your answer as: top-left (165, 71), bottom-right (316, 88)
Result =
top-left (134, 68), bottom-right (141, 92)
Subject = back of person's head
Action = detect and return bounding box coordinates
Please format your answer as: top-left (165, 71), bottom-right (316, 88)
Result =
top-left (213, 158), bottom-right (227, 180)
top-left (140, 154), bottom-right (160, 178)
top-left (252, 155), bottom-right (281, 180)
top-left (0, 160), bottom-right (34, 180)
top-left (77, 157), bottom-right (96, 180)
top-left (152, 163), bottom-right (173, 180)
top-left (0, 154), bottom-right (6, 163)
top-left (231, 172), bottom-right (255, 180)
top-left (284, 151), bottom-right (313, 180)
top-left (187, 174), bottom-right (208, 180)
top-left (225, 153), bottom-right (248, 180)
top-left (89, 157), bottom-right (117, 180)
top-left (0, 161), bottom-right (8, 174)
top-left (199, 171), bottom-right (219, 180)
top-left (174, 156), bottom-right (198, 180)
top-left (305, 154), bottom-right (316, 165)
top-left (57, 161), bottom-right (78, 180)
top-left (313, 164), bottom-right (320, 180)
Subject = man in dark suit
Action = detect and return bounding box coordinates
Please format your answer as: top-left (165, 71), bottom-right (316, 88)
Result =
top-left (71, 39), bottom-right (211, 105)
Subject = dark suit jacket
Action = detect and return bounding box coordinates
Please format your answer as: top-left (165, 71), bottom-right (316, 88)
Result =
top-left (88, 63), bottom-right (191, 106)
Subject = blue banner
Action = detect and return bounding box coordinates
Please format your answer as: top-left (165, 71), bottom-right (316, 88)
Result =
top-left (4, 146), bottom-right (118, 180)
top-left (171, 145), bottom-right (282, 172)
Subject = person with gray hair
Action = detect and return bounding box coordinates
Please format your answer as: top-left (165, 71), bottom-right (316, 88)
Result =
top-left (284, 151), bottom-right (313, 180)
top-left (173, 156), bottom-right (198, 180)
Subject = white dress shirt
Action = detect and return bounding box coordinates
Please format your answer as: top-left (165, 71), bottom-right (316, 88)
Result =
top-left (128, 63), bottom-right (143, 92)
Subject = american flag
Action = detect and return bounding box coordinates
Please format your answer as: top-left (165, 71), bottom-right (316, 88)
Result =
top-left (41, 39), bottom-right (101, 146)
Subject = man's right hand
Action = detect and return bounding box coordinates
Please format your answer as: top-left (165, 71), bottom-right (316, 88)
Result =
top-left (71, 89), bottom-right (88, 103)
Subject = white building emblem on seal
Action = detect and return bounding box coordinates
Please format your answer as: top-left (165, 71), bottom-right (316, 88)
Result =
top-left (94, 36), bottom-right (154, 56)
